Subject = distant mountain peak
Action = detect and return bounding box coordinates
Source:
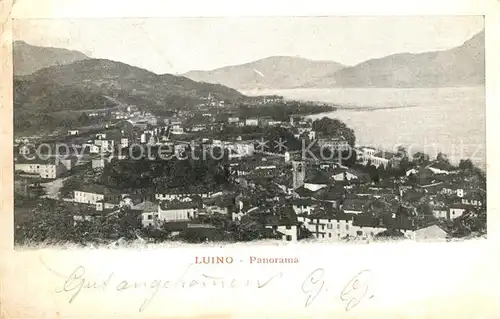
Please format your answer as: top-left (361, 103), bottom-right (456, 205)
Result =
top-left (183, 55), bottom-right (346, 90)
top-left (13, 41), bottom-right (90, 76)
top-left (302, 29), bottom-right (485, 88)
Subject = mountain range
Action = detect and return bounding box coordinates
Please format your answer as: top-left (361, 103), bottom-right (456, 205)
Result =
top-left (13, 44), bottom-right (246, 134)
top-left (13, 41), bottom-right (90, 76)
top-left (184, 56), bottom-right (346, 90)
top-left (12, 29), bottom-right (485, 134)
top-left (303, 30), bottom-right (485, 88)
top-left (183, 30), bottom-right (485, 89)
top-left (15, 58), bottom-right (245, 117)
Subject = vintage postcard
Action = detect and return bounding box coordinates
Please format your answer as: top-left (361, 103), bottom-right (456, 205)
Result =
top-left (1, 0), bottom-right (499, 317)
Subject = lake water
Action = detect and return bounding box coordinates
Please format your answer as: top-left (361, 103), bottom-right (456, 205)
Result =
top-left (242, 87), bottom-right (486, 169)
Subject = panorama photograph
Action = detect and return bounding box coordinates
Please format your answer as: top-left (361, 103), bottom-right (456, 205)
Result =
top-left (12, 16), bottom-right (486, 247)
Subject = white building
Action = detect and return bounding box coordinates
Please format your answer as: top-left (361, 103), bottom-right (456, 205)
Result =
top-left (265, 224), bottom-right (298, 242)
top-left (95, 133), bottom-right (107, 139)
top-left (432, 209), bottom-right (448, 219)
top-left (308, 131), bottom-right (316, 140)
top-left (441, 185), bottom-right (465, 198)
top-left (67, 130), bottom-right (79, 136)
top-left (357, 147), bottom-right (401, 168)
top-left (74, 190), bottom-right (105, 205)
top-left (332, 168), bottom-right (359, 181)
top-left (226, 142), bottom-right (254, 158)
top-left (461, 193), bottom-right (484, 207)
top-left (292, 199), bottom-right (314, 215)
top-left (298, 214), bottom-right (414, 240)
top-left (414, 224), bottom-right (449, 241)
top-left (228, 117), bottom-right (240, 124)
top-left (14, 159), bottom-right (67, 179)
top-left (170, 125), bottom-right (184, 135)
top-left (92, 156), bottom-right (113, 169)
top-left (245, 118), bottom-right (259, 126)
top-left (84, 143), bottom-right (101, 154)
top-left (155, 191), bottom-right (213, 201)
top-left (449, 204), bottom-right (468, 220)
top-left (317, 137), bottom-right (350, 151)
top-left (120, 138), bottom-right (129, 149)
top-left (155, 201), bottom-right (200, 223)
top-left (18, 145), bottom-right (32, 155)
top-left (94, 139), bottom-right (114, 152)
top-left (298, 214), bottom-right (356, 239)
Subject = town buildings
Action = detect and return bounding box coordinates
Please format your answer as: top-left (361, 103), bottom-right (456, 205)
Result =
top-left (15, 158), bottom-right (67, 179)
top-left (13, 107), bottom-right (486, 244)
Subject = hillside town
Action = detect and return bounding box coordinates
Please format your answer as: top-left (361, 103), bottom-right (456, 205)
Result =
top-left (14, 94), bottom-right (487, 245)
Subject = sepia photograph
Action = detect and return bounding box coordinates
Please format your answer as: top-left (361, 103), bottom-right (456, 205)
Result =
top-left (3, 0), bottom-right (499, 317)
top-left (12, 16), bottom-right (486, 249)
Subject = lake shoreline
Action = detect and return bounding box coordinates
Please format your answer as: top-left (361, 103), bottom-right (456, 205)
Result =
top-left (254, 87), bottom-right (485, 169)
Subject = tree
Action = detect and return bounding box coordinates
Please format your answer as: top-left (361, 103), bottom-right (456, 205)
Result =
top-left (60, 177), bottom-right (81, 198)
top-left (16, 199), bottom-right (75, 244)
top-left (417, 203), bottom-right (433, 217)
top-left (312, 117), bottom-right (356, 147)
top-left (436, 152), bottom-right (450, 164)
top-left (341, 149), bottom-right (357, 167)
top-left (412, 152), bottom-right (430, 166)
top-left (458, 159), bottom-right (474, 171)
top-left (78, 112), bottom-right (91, 125)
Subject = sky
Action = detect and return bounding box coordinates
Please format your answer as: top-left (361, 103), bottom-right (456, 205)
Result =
top-left (13, 16), bottom-right (484, 74)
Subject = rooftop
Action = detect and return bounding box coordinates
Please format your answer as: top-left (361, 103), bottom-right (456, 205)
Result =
top-left (159, 200), bottom-right (202, 211)
top-left (77, 183), bottom-right (121, 195)
top-left (353, 215), bottom-right (414, 230)
top-left (132, 200), bottom-right (158, 212)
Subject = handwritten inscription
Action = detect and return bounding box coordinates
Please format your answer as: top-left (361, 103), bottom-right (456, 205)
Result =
top-left (54, 264), bottom-right (283, 312)
top-left (301, 268), bottom-right (374, 311)
top-left (301, 268), bottom-right (325, 307)
top-left (54, 266), bottom-right (114, 304)
top-left (340, 269), bottom-right (374, 311)
top-left (52, 263), bottom-right (373, 313)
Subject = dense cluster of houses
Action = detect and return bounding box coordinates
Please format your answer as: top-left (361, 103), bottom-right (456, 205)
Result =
top-left (14, 104), bottom-right (486, 243)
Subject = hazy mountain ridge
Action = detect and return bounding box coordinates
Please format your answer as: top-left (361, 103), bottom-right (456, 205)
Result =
top-left (15, 58), bottom-right (245, 110)
top-left (183, 56), bottom-right (346, 90)
top-left (303, 30), bottom-right (485, 88)
top-left (14, 57), bottom-right (247, 134)
top-left (13, 41), bottom-right (90, 76)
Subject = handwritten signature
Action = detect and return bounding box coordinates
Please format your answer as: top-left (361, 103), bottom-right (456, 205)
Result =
top-left (301, 268), bottom-right (374, 311)
top-left (301, 268), bottom-right (325, 308)
top-left (340, 269), bottom-right (374, 311)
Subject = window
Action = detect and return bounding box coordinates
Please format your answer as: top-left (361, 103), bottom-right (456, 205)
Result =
top-left (337, 224), bottom-right (340, 229)
top-left (329, 233), bottom-right (332, 238)
top-left (286, 225), bottom-right (291, 230)
top-left (321, 234), bottom-right (325, 238)
top-left (357, 230), bottom-right (363, 236)
top-left (286, 235), bottom-right (292, 241)
top-left (346, 225), bottom-right (349, 230)
top-left (327, 224), bottom-right (332, 229)
top-left (371, 232), bottom-right (374, 236)
top-left (322, 225), bottom-right (325, 230)
top-left (147, 215), bottom-right (152, 220)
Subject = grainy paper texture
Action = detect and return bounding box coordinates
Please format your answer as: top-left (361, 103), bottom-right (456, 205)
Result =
top-left (1, 0), bottom-right (500, 318)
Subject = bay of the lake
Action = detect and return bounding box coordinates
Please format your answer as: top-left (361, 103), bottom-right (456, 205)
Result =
top-left (242, 87), bottom-right (485, 169)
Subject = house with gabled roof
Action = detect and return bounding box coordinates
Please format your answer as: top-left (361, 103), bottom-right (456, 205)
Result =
top-left (414, 223), bottom-right (449, 241)
top-left (156, 200), bottom-right (202, 223)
